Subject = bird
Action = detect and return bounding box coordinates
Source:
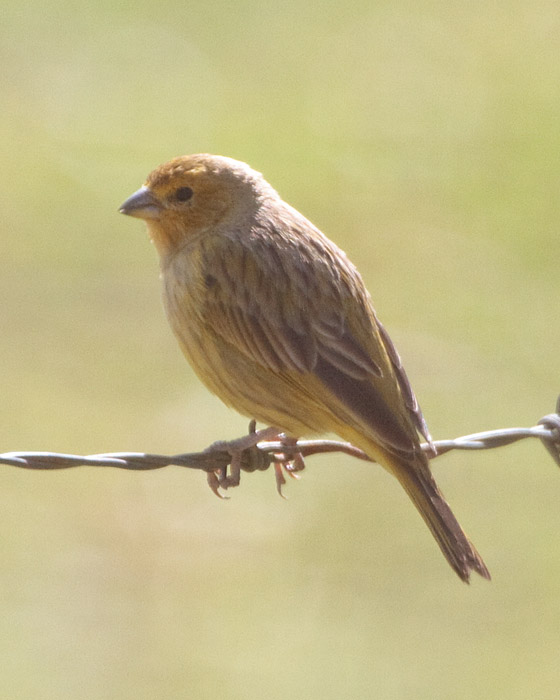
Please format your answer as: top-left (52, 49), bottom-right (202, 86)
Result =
top-left (119, 153), bottom-right (490, 582)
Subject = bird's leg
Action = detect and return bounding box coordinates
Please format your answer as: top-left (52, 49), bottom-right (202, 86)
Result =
top-left (206, 422), bottom-right (281, 495)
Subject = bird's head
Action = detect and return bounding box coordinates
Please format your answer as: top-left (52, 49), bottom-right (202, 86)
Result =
top-left (119, 154), bottom-right (273, 258)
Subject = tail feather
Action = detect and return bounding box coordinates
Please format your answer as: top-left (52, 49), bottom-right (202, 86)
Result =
top-left (392, 458), bottom-right (490, 582)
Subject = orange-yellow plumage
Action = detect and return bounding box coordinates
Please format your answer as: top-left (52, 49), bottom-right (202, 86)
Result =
top-left (120, 154), bottom-right (490, 582)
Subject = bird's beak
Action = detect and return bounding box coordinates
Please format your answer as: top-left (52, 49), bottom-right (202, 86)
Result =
top-left (119, 186), bottom-right (162, 220)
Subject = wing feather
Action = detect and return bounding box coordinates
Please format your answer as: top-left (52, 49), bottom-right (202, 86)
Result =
top-left (376, 318), bottom-right (432, 443)
top-left (201, 224), bottom-right (429, 455)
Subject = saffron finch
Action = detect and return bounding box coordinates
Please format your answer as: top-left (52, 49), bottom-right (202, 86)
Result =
top-left (120, 154), bottom-right (489, 582)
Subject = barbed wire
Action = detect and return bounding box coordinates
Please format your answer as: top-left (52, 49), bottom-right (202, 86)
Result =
top-left (1, 396), bottom-right (559, 496)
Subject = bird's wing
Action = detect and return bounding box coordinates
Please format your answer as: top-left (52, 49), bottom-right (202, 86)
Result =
top-left (201, 229), bottom-right (429, 455)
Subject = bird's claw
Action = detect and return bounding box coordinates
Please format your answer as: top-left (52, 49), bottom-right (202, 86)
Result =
top-left (205, 423), bottom-right (280, 497)
top-left (272, 436), bottom-right (306, 497)
top-left (274, 462), bottom-right (288, 499)
top-left (284, 450), bottom-right (306, 473)
top-left (204, 423), bottom-right (307, 498)
top-left (207, 470), bottom-right (230, 499)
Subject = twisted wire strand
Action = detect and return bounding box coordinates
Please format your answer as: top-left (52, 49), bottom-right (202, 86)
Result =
top-left (2, 396), bottom-right (559, 474)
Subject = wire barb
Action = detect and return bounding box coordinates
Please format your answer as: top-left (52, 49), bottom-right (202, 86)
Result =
top-left (1, 396), bottom-right (559, 487)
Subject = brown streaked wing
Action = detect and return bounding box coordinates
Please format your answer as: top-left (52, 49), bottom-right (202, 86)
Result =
top-left (376, 318), bottom-right (432, 443)
top-left (206, 296), bottom-right (387, 380)
top-left (202, 240), bottom-right (387, 381)
top-left (202, 235), bottom-right (425, 457)
top-left (313, 354), bottom-right (419, 457)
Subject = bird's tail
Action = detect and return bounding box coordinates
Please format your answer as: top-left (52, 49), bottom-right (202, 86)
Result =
top-left (387, 454), bottom-right (490, 582)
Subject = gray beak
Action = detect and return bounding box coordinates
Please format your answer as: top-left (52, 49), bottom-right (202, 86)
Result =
top-left (119, 186), bottom-right (162, 220)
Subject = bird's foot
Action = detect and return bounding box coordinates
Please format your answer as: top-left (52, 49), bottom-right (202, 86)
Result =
top-left (272, 435), bottom-right (306, 498)
top-left (206, 421), bottom-right (280, 498)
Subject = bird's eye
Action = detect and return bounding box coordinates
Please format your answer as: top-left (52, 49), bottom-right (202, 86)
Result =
top-left (174, 186), bottom-right (193, 202)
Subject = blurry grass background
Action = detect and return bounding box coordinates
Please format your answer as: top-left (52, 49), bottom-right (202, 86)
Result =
top-left (1, 1), bottom-right (560, 698)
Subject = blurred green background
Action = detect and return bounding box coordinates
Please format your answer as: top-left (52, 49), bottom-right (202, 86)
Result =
top-left (1, 1), bottom-right (559, 698)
